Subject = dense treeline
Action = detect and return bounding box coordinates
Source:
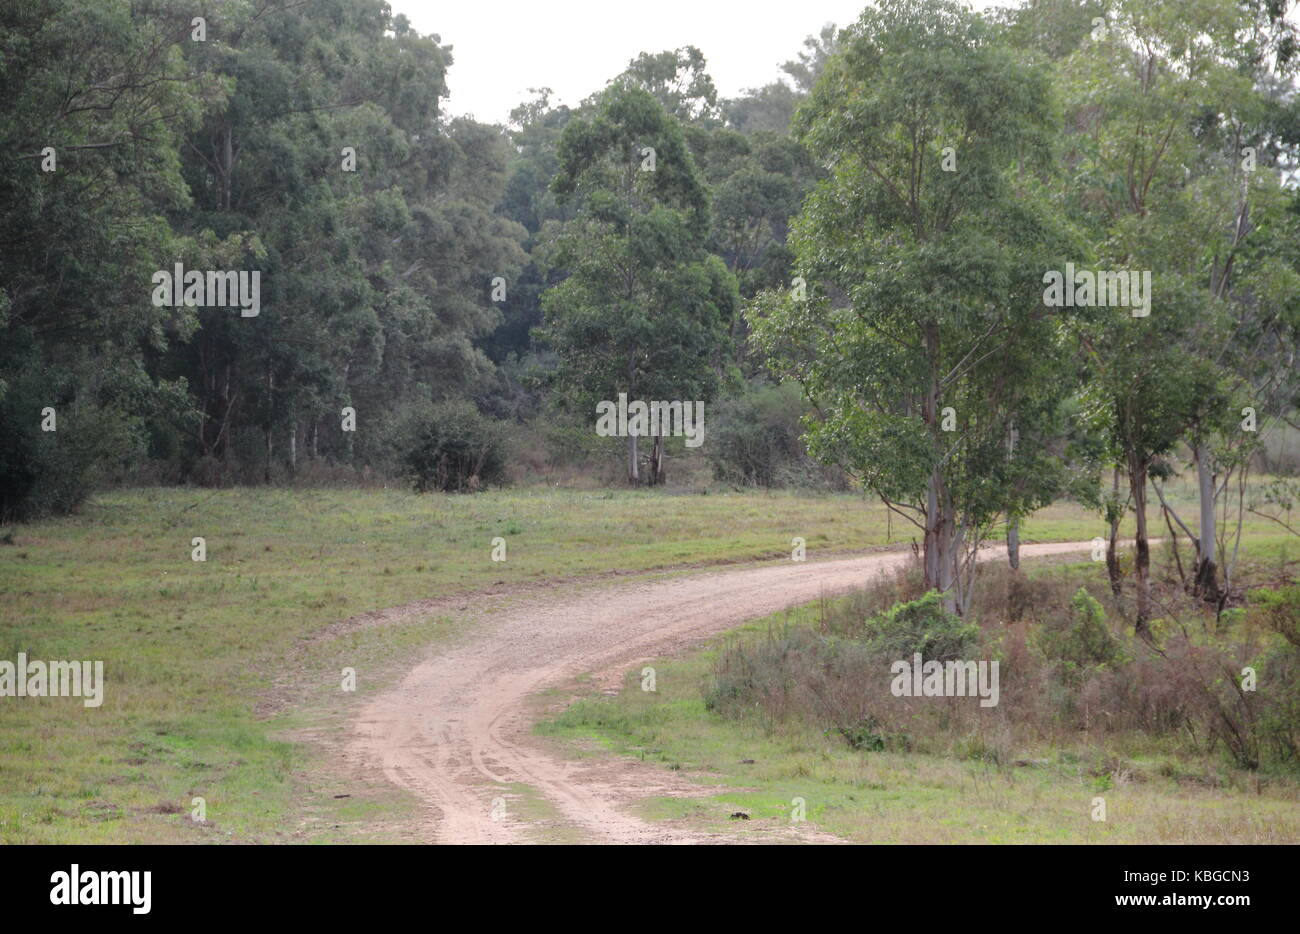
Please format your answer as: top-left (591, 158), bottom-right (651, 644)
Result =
top-left (1, 0), bottom-right (528, 508)
top-left (2, 0), bottom-right (1300, 625)
top-left (0, 0), bottom-right (837, 512)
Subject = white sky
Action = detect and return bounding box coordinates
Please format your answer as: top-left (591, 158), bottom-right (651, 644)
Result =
top-left (390, 0), bottom-right (984, 124)
top-left (390, 2), bottom-right (1299, 124)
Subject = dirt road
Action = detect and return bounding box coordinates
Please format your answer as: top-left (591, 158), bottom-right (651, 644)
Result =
top-left (348, 541), bottom-right (1097, 844)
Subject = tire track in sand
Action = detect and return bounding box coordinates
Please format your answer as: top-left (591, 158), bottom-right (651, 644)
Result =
top-left (348, 541), bottom-right (1099, 844)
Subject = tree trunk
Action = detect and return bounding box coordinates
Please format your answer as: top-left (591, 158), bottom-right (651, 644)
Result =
top-left (938, 498), bottom-right (958, 615)
top-left (1192, 442), bottom-right (1220, 602)
top-left (945, 513), bottom-right (965, 615)
top-left (289, 422), bottom-right (297, 475)
top-left (219, 364), bottom-right (231, 460)
top-left (924, 467), bottom-right (940, 592)
top-left (1006, 516), bottom-right (1020, 570)
top-left (1106, 467), bottom-right (1123, 597)
top-left (627, 433), bottom-right (639, 485)
top-left (921, 322), bottom-right (957, 613)
top-left (925, 466), bottom-right (960, 614)
top-left (649, 432), bottom-right (665, 486)
top-left (1130, 457), bottom-right (1152, 636)
top-left (263, 367), bottom-right (273, 484)
top-left (220, 125), bottom-right (233, 211)
top-left (941, 520), bottom-right (961, 613)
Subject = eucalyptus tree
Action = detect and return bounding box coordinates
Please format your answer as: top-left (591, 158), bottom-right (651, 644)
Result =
top-left (172, 2), bottom-right (525, 479)
top-left (1055, 0), bottom-right (1299, 623)
top-left (1163, 0), bottom-right (1300, 602)
top-left (614, 47), bottom-right (722, 126)
top-left (0, 0), bottom-right (210, 516)
top-left (538, 85), bottom-right (737, 484)
top-left (752, 0), bottom-right (1074, 614)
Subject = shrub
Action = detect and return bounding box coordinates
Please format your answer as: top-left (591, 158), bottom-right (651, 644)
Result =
top-left (1250, 584), bottom-right (1300, 648)
top-left (706, 380), bottom-right (841, 488)
top-left (705, 621), bottom-right (866, 718)
top-left (398, 401), bottom-right (509, 493)
top-left (1257, 643), bottom-right (1300, 762)
top-left (704, 565), bottom-right (1300, 773)
top-left (835, 716), bottom-right (888, 751)
top-left (1036, 588), bottom-right (1124, 679)
top-left (860, 591), bottom-right (981, 662)
top-left (817, 557), bottom-right (930, 637)
top-left (704, 590), bottom-right (982, 754)
top-left (0, 352), bottom-right (147, 521)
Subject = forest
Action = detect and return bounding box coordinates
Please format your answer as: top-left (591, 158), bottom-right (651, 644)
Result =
top-left (5, 0), bottom-right (1299, 616)
top-left (2, 0), bottom-right (1300, 849)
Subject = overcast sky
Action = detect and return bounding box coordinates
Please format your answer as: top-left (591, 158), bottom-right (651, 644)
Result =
top-left (389, 1), bottom-right (1000, 124)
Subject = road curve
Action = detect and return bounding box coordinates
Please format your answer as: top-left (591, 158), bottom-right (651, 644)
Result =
top-left (347, 541), bottom-right (1097, 844)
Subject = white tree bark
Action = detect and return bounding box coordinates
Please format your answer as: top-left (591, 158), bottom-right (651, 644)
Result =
top-left (1193, 442), bottom-right (1219, 598)
top-left (627, 433), bottom-right (639, 485)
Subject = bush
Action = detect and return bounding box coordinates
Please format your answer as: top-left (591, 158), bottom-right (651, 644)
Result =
top-left (1257, 643), bottom-right (1300, 763)
top-left (1036, 588), bottom-right (1125, 679)
top-left (703, 621), bottom-right (901, 743)
top-left (860, 591), bottom-right (981, 662)
top-left (1250, 584), bottom-right (1300, 648)
top-left (0, 352), bottom-right (146, 521)
top-left (704, 590), bottom-right (981, 753)
top-left (398, 401), bottom-right (509, 493)
top-left (707, 380), bottom-right (841, 488)
top-left (835, 715), bottom-right (890, 751)
top-left (703, 561), bottom-right (1300, 773)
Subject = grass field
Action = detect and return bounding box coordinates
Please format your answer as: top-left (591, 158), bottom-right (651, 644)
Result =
top-left (0, 481), bottom-right (1292, 843)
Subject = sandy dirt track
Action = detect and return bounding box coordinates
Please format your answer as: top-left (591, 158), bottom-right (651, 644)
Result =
top-left (347, 541), bottom-right (1097, 844)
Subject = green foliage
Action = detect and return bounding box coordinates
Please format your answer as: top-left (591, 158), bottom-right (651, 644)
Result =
top-left (706, 381), bottom-right (824, 487)
top-left (780, 24), bottom-right (842, 93)
top-left (613, 46), bottom-right (721, 125)
top-left (834, 716), bottom-right (897, 752)
top-left (1052, 0), bottom-right (1300, 620)
top-left (862, 591), bottom-right (981, 662)
top-left (0, 0), bottom-right (206, 515)
top-left (0, 341), bottom-right (158, 521)
top-left (751, 0), bottom-right (1074, 609)
top-left (0, 1), bottom-right (851, 507)
top-left (538, 85), bottom-right (738, 482)
top-left (724, 82), bottom-right (801, 136)
top-left (166, 4), bottom-right (526, 479)
top-left (0, 0), bottom-right (538, 507)
top-left (399, 401), bottom-right (509, 494)
top-left (698, 131), bottom-right (821, 301)
top-left (1257, 642), bottom-right (1300, 762)
top-left (1250, 584), bottom-right (1300, 647)
top-left (4, 0), bottom-right (1297, 533)
top-left (1035, 587), bottom-right (1124, 678)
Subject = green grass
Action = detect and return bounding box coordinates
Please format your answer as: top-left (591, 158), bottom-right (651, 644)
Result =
top-left (538, 556), bottom-right (1300, 845)
top-left (0, 484), bottom-right (902, 843)
top-left (0, 480), bottom-right (1290, 843)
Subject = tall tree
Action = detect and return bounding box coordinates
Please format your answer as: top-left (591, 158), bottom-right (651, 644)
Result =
top-left (1056, 0), bottom-right (1298, 627)
top-left (613, 47), bottom-right (722, 126)
top-left (538, 85), bottom-right (737, 484)
top-left (170, 1), bottom-right (524, 480)
top-left (0, 0), bottom-right (209, 517)
top-left (752, 0), bottom-right (1071, 613)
